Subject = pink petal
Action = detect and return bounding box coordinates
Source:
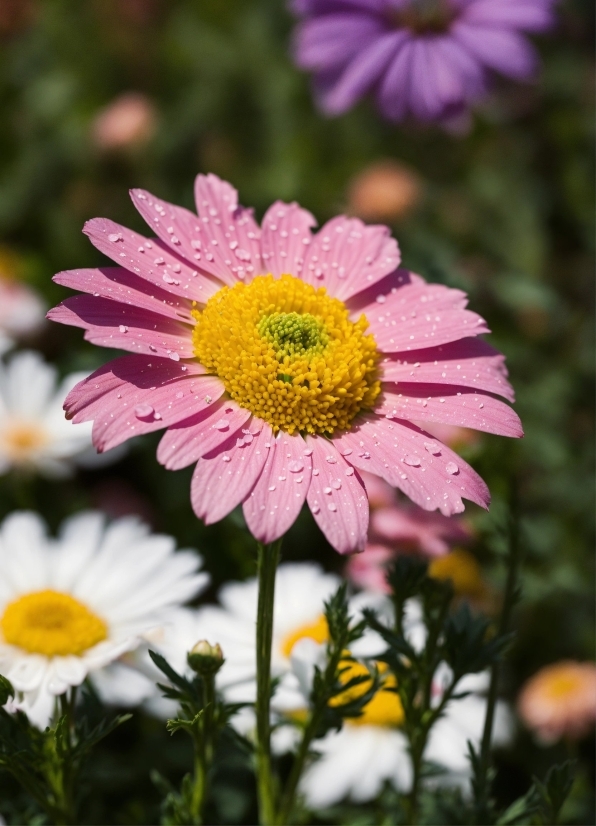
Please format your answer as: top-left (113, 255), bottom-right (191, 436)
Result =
top-left (191, 421), bottom-right (272, 525)
top-left (380, 338), bottom-right (515, 402)
top-left (193, 173), bottom-right (263, 285)
top-left (301, 217), bottom-right (401, 301)
top-left (48, 296), bottom-right (193, 360)
top-left (83, 218), bottom-right (220, 302)
top-left (53, 267), bottom-right (194, 323)
top-left (243, 431), bottom-right (313, 543)
top-left (377, 384), bottom-right (523, 438)
top-left (64, 356), bottom-right (223, 453)
top-left (359, 282), bottom-right (489, 352)
top-left (371, 505), bottom-right (470, 556)
top-left (346, 267), bottom-right (421, 314)
top-left (332, 415), bottom-right (490, 516)
top-left (305, 435), bottom-right (369, 554)
top-left (260, 201), bottom-right (317, 278)
top-left (345, 542), bottom-right (394, 593)
top-left (157, 399), bottom-right (251, 470)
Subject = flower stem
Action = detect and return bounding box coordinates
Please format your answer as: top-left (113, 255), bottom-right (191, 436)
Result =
top-left (255, 538), bottom-right (282, 825)
top-left (476, 493), bottom-right (521, 814)
top-left (189, 673), bottom-right (216, 824)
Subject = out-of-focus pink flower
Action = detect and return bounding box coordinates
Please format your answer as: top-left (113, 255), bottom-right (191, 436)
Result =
top-left (48, 173), bottom-right (522, 554)
top-left (518, 661), bottom-right (596, 744)
top-left (372, 503), bottom-right (471, 557)
top-left (360, 469), bottom-right (397, 509)
top-left (346, 542), bottom-right (395, 592)
top-left (412, 420), bottom-right (481, 450)
top-left (348, 160), bottom-right (423, 223)
top-left (91, 93), bottom-right (157, 152)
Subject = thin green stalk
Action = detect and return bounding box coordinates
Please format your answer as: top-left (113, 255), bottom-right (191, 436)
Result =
top-left (255, 538), bottom-right (282, 826)
top-left (189, 674), bottom-right (215, 824)
top-left (476, 495), bottom-right (521, 812)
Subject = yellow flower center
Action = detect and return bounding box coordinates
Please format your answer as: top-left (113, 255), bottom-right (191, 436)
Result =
top-left (192, 274), bottom-right (381, 435)
top-left (281, 614), bottom-right (404, 728)
top-left (540, 669), bottom-right (586, 701)
top-left (429, 549), bottom-right (485, 598)
top-left (1, 590), bottom-right (108, 656)
top-left (332, 660), bottom-right (405, 727)
top-left (1, 421), bottom-right (49, 462)
top-left (281, 615), bottom-right (329, 659)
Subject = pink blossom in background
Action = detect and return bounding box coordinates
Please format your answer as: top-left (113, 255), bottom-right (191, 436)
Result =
top-left (92, 92), bottom-right (157, 152)
top-left (372, 500), bottom-right (471, 556)
top-left (48, 173), bottom-right (522, 554)
top-left (291, 0), bottom-right (557, 123)
top-left (518, 661), bottom-right (596, 744)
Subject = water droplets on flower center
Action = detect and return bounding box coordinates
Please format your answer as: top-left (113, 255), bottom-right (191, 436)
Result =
top-left (192, 273), bottom-right (381, 435)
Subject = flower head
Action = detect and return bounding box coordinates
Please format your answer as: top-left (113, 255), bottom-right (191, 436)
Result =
top-left (0, 511), bottom-right (208, 728)
top-left (517, 661), bottom-right (596, 743)
top-left (0, 351), bottom-right (109, 478)
top-left (91, 92), bottom-right (157, 152)
top-left (49, 173), bottom-right (521, 553)
top-left (291, 0), bottom-right (557, 123)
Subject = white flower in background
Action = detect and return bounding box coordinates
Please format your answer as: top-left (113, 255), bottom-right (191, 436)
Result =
top-left (0, 351), bottom-right (115, 478)
top-left (0, 510), bottom-right (209, 728)
top-left (0, 275), bottom-right (46, 356)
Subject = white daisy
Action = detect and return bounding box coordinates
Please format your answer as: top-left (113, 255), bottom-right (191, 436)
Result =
top-left (0, 350), bottom-right (113, 478)
top-left (0, 510), bottom-right (209, 728)
top-left (0, 275), bottom-right (46, 356)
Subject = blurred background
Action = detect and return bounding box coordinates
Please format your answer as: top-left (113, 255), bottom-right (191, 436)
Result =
top-left (0, 0), bottom-right (593, 822)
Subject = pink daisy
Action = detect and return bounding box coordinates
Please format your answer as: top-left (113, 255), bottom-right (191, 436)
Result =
top-left (48, 174), bottom-right (522, 554)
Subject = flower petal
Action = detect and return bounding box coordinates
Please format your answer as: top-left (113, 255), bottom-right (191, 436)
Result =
top-left (377, 384), bottom-right (523, 437)
top-left (193, 173), bottom-right (263, 284)
top-left (380, 338), bottom-right (515, 402)
top-left (260, 201), bottom-right (317, 278)
top-left (359, 281), bottom-right (489, 352)
top-left (301, 217), bottom-right (400, 301)
top-left (48, 296), bottom-right (193, 360)
top-left (191, 421), bottom-right (272, 524)
top-left (293, 12), bottom-right (383, 72)
top-left (305, 435), bottom-right (368, 554)
top-left (452, 22), bottom-right (539, 79)
top-left (243, 431), bottom-right (313, 543)
top-left (157, 399), bottom-right (251, 470)
top-left (53, 267), bottom-right (194, 323)
top-left (333, 415), bottom-right (490, 515)
top-left (83, 217), bottom-right (220, 302)
top-left (64, 356), bottom-right (224, 453)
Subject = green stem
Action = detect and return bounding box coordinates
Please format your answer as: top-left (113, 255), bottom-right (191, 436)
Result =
top-left (255, 539), bottom-right (282, 826)
top-left (476, 494), bottom-right (521, 812)
top-left (189, 674), bottom-right (215, 824)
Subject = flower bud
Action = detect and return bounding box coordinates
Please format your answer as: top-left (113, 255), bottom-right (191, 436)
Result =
top-left (187, 640), bottom-right (224, 675)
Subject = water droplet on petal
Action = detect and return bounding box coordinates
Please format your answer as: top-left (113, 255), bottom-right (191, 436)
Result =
top-left (168, 352), bottom-right (180, 361)
top-left (323, 486), bottom-right (332, 495)
top-left (403, 455), bottom-right (421, 467)
top-left (345, 467), bottom-right (354, 476)
top-left (325, 455), bottom-right (337, 464)
top-left (222, 454), bottom-right (231, 462)
top-left (214, 418), bottom-right (230, 431)
top-left (135, 404), bottom-right (154, 419)
top-left (119, 324), bottom-right (128, 333)
top-left (446, 462), bottom-right (459, 475)
top-left (288, 460), bottom-right (304, 473)
top-left (331, 480), bottom-right (341, 490)
top-left (108, 232), bottom-right (123, 242)
top-left (328, 503), bottom-right (337, 512)
top-left (424, 441), bottom-right (441, 455)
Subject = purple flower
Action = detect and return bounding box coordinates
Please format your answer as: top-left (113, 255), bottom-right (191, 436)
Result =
top-left (291, 0), bottom-right (557, 122)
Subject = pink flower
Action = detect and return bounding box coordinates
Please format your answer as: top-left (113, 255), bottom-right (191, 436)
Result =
top-left (518, 661), bottom-right (596, 744)
top-left (372, 501), bottom-right (471, 556)
top-left (48, 174), bottom-right (522, 554)
top-left (91, 92), bottom-right (157, 152)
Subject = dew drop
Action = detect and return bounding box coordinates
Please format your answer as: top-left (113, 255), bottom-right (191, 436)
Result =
top-left (108, 232), bottom-right (123, 242)
top-left (214, 418), bottom-right (230, 431)
top-left (331, 480), bottom-right (342, 490)
top-left (345, 467), bottom-right (354, 476)
top-left (328, 503), bottom-right (337, 512)
top-left (135, 404), bottom-right (154, 419)
top-left (288, 460), bottom-right (304, 473)
top-left (446, 462), bottom-right (459, 475)
top-left (424, 441), bottom-right (441, 455)
top-left (168, 352), bottom-right (180, 361)
top-left (119, 324), bottom-right (128, 333)
top-left (325, 455), bottom-right (337, 464)
top-left (403, 455), bottom-right (421, 467)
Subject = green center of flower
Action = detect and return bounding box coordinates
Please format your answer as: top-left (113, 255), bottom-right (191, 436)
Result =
top-left (257, 311), bottom-right (329, 359)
